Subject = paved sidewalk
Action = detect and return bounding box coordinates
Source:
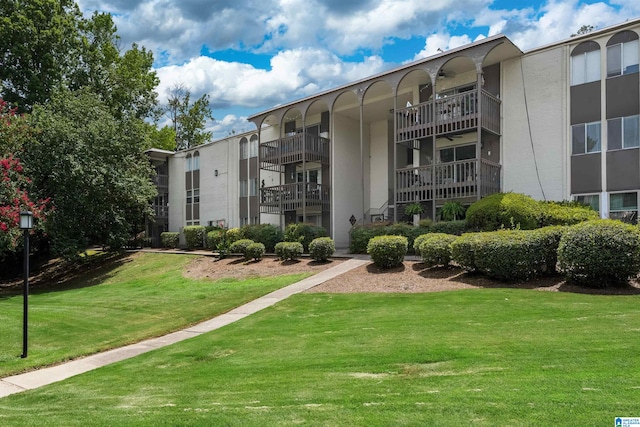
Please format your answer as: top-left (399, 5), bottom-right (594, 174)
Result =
top-left (0, 258), bottom-right (368, 399)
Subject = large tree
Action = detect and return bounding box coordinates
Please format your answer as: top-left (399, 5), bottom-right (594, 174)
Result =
top-left (164, 84), bottom-right (214, 150)
top-left (23, 90), bottom-right (156, 258)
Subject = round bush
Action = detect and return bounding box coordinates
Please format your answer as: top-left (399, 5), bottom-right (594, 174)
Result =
top-left (229, 239), bottom-right (254, 255)
top-left (183, 225), bottom-right (206, 249)
top-left (207, 229), bottom-right (225, 250)
top-left (284, 223), bottom-right (327, 252)
top-left (309, 237), bottom-right (335, 261)
top-left (241, 223), bottom-right (283, 252)
top-left (558, 220), bottom-right (640, 286)
top-left (160, 232), bottom-right (179, 249)
top-left (349, 224), bottom-right (388, 254)
top-left (225, 227), bottom-right (243, 244)
top-left (465, 192), bottom-right (543, 231)
top-left (367, 235), bottom-right (408, 269)
top-left (412, 233), bottom-right (432, 253)
top-left (419, 233), bottom-right (457, 267)
top-left (275, 241), bottom-right (304, 261)
top-left (245, 242), bottom-right (266, 261)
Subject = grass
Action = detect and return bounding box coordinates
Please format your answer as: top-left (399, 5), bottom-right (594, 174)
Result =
top-left (0, 252), bottom-right (311, 377)
top-left (1, 289), bottom-right (639, 425)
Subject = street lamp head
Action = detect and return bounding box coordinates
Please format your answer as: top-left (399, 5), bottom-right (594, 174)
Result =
top-left (19, 211), bottom-right (33, 230)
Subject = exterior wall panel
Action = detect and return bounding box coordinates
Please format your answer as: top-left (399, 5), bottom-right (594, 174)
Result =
top-left (571, 154), bottom-right (602, 193)
top-left (607, 149), bottom-right (640, 191)
top-left (570, 81), bottom-right (601, 125)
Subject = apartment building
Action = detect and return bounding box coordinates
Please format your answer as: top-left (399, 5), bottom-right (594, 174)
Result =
top-left (147, 18), bottom-right (640, 248)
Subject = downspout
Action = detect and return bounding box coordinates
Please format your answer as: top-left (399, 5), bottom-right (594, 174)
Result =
top-left (476, 66), bottom-right (483, 201)
top-left (431, 79), bottom-right (437, 221)
top-left (393, 95), bottom-right (398, 223)
top-left (302, 117), bottom-right (306, 224)
top-left (360, 97), bottom-right (365, 224)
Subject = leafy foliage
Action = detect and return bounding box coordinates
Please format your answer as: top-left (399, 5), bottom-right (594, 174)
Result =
top-left (163, 83), bottom-right (214, 150)
top-left (429, 220), bottom-right (467, 236)
top-left (367, 235), bottom-right (408, 269)
top-left (283, 223), bottom-right (327, 252)
top-left (206, 229), bottom-right (225, 250)
top-left (245, 242), bottom-right (266, 261)
top-left (241, 223), bottom-right (283, 252)
top-left (160, 232), bottom-right (179, 249)
top-left (439, 201), bottom-right (466, 221)
top-left (419, 233), bottom-right (457, 267)
top-left (538, 201), bottom-right (599, 226)
top-left (225, 227), bottom-right (243, 244)
top-left (183, 226), bottom-right (206, 250)
top-left (309, 237), bottom-right (335, 262)
top-left (275, 241), bottom-right (304, 261)
top-left (229, 239), bottom-right (254, 256)
top-left (465, 192), bottom-right (543, 231)
top-left (558, 220), bottom-right (640, 286)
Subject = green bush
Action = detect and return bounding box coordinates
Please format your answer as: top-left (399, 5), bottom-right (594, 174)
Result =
top-left (206, 229), bottom-right (225, 250)
top-left (275, 241), bottom-right (304, 261)
top-left (284, 223), bottom-right (327, 252)
top-left (430, 220), bottom-right (467, 235)
top-left (412, 233), bottom-right (432, 253)
top-left (349, 224), bottom-right (388, 254)
top-left (241, 223), bottom-right (283, 252)
top-left (465, 192), bottom-right (543, 231)
top-left (245, 242), bottom-right (266, 261)
top-left (532, 226), bottom-right (568, 274)
top-left (160, 232), bottom-right (179, 249)
top-left (225, 227), bottom-right (243, 244)
top-left (558, 220), bottom-right (640, 286)
top-left (420, 233), bottom-right (457, 267)
top-left (418, 218), bottom-right (433, 228)
top-left (229, 239), bottom-right (254, 255)
top-left (539, 201), bottom-right (599, 226)
top-left (367, 235), bottom-right (408, 269)
top-left (309, 237), bottom-right (335, 261)
top-left (439, 201), bottom-right (466, 221)
top-left (450, 233), bottom-right (483, 273)
top-left (404, 226), bottom-right (431, 253)
top-left (183, 226), bottom-right (206, 250)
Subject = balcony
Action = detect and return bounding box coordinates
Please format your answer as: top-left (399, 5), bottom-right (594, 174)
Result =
top-left (260, 133), bottom-right (330, 171)
top-left (260, 183), bottom-right (330, 215)
top-left (396, 159), bottom-right (501, 203)
top-left (152, 204), bottom-right (169, 220)
top-left (152, 174), bottom-right (169, 192)
top-left (396, 90), bottom-right (500, 145)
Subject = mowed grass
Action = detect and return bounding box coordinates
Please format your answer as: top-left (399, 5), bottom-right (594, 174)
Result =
top-left (1, 289), bottom-right (640, 426)
top-left (0, 252), bottom-right (310, 377)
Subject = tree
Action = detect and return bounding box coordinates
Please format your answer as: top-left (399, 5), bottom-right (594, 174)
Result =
top-left (145, 124), bottom-right (177, 151)
top-left (164, 84), bottom-right (214, 150)
top-left (23, 90), bottom-right (156, 258)
top-left (571, 25), bottom-right (595, 37)
top-left (0, 0), bottom-right (82, 112)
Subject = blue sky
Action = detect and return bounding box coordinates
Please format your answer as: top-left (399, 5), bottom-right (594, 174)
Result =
top-left (75, 0), bottom-right (639, 139)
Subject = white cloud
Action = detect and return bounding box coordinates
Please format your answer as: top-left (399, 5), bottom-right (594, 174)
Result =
top-left (411, 33), bottom-right (474, 61)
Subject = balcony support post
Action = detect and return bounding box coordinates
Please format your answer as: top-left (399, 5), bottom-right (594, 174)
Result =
top-left (476, 67), bottom-right (483, 201)
top-left (393, 95), bottom-right (398, 223)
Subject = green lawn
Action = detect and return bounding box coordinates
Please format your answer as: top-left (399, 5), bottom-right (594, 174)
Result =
top-left (1, 289), bottom-right (639, 426)
top-left (0, 252), bottom-right (310, 377)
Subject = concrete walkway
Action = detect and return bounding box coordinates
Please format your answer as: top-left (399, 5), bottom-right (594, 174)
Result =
top-left (0, 258), bottom-right (368, 399)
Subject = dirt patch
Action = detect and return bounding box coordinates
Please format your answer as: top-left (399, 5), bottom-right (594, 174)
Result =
top-left (183, 256), bottom-right (343, 281)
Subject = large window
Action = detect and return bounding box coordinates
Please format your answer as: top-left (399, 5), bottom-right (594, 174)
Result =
top-left (574, 194), bottom-right (600, 212)
top-left (185, 154), bottom-right (192, 172)
top-left (572, 122), bottom-right (601, 154)
top-left (240, 180), bottom-right (248, 197)
top-left (610, 192), bottom-right (638, 223)
top-left (239, 138), bottom-right (248, 160)
top-left (249, 178), bottom-right (258, 196)
top-left (192, 151), bottom-right (200, 171)
top-left (438, 144), bottom-right (476, 163)
top-left (607, 31), bottom-right (639, 78)
top-left (249, 135), bottom-right (258, 158)
top-left (571, 41), bottom-right (601, 85)
top-left (608, 115), bottom-right (640, 150)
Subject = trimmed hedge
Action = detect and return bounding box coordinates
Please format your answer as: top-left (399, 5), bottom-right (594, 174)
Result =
top-left (450, 233), bottom-right (483, 273)
top-left (539, 201), bottom-right (599, 226)
top-left (275, 241), bottom-right (304, 261)
top-left (430, 220), bottom-right (467, 236)
top-left (349, 224), bottom-right (389, 254)
top-left (229, 239), bottom-right (254, 255)
top-left (558, 220), bottom-right (640, 286)
top-left (160, 232), bottom-right (179, 249)
top-left (241, 223), bottom-right (283, 252)
top-left (367, 235), bottom-right (408, 269)
top-left (183, 225), bottom-right (206, 250)
top-left (245, 242), bottom-right (266, 261)
top-left (419, 233), bottom-right (457, 267)
top-left (284, 223), bottom-right (327, 252)
top-left (225, 227), bottom-right (243, 244)
top-left (412, 233), bottom-right (432, 253)
top-left (465, 192), bottom-right (543, 231)
top-left (206, 229), bottom-right (225, 250)
top-left (309, 237), bottom-right (335, 262)
top-left (350, 222), bottom-right (463, 254)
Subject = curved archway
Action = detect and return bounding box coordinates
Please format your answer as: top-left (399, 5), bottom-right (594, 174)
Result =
top-left (606, 30), bottom-right (639, 77)
top-left (571, 41), bottom-right (601, 85)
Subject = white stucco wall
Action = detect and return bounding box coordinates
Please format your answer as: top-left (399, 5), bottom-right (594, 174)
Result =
top-left (369, 120), bottom-right (389, 210)
top-left (332, 114), bottom-right (363, 248)
top-left (502, 46), bottom-right (568, 201)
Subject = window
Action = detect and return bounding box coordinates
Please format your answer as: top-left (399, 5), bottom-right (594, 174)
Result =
top-left (574, 194), bottom-right (599, 212)
top-left (608, 115), bottom-right (640, 150)
top-left (438, 144), bottom-right (476, 162)
top-left (249, 135), bottom-right (258, 158)
top-left (193, 188), bottom-right (200, 204)
top-left (186, 190), bottom-right (192, 204)
top-left (571, 42), bottom-right (601, 85)
top-left (239, 138), bottom-right (248, 160)
top-left (240, 180), bottom-right (248, 197)
top-left (249, 178), bottom-right (258, 196)
top-left (185, 154), bottom-right (192, 172)
top-left (610, 192), bottom-right (638, 223)
top-left (192, 151), bottom-right (200, 171)
top-left (606, 31), bottom-right (639, 78)
top-left (572, 122), bottom-right (601, 154)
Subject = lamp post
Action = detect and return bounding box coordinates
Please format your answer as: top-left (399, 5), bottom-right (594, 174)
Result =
top-left (19, 211), bottom-right (33, 359)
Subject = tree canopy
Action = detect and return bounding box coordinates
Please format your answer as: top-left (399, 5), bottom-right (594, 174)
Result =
top-left (164, 83), bottom-right (214, 150)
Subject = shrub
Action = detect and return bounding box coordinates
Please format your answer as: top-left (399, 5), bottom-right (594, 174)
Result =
top-left (418, 218), bottom-right (433, 228)
top-left (241, 223), bottom-right (283, 252)
top-left (160, 232), bottom-right (179, 249)
top-left (207, 229), bottom-right (225, 250)
top-left (558, 220), bottom-right (640, 286)
top-left (229, 239), bottom-right (255, 255)
top-left (405, 226), bottom-right (431, 253)
top-left (349, 225), bottom-right (384, 254)
top-left (183, 225), bottom-right (206, 250)
top-left (412, 233), bottom-right (432, 253)
top-left (450, 233), bottom-right (483, 272)
top-left (539, 201), bottom-right (599, 226)
top-left (532, 226), bottom-right (568, 274)
top-left (465, 192), bottom-right (543, 231)
top-left (439, 201), bottom-right (466, 221)
top-left (367, 235), bottom-right (408, 269)
top-left (309, 237), bottom-right (335, 261)
top-left (245, 242), bottom-right (266, 261)
top-left (225, 227), bottom-right (243, 244)
top-left (404, 202), bottom-right (424, 216)
top-left (430, 220), bottom-right (467, 235)
top-left (284, 223), bottom-right (327, 252)
top-left (420, 233), bottom-right (457, 267)
top-left (275, 241), bottom-right (304, 261)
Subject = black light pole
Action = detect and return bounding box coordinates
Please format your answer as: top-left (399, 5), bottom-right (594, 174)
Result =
top-left (20, 211), bottom-right (33, 359)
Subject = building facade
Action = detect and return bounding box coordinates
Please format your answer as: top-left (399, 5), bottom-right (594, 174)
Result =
top-left (147, 18), bottom-right (640, 248)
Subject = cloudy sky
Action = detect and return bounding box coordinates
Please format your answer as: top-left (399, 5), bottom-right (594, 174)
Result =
top-left (75, 0), bottom-right (639, 139)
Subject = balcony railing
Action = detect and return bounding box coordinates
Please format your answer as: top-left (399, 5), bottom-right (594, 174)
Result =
top-left (153, 204), bottom-right (169, 220)
top-left (152, 174), bottom-right (169, 191)
top-left (260, 183), bottom-right (330, 214)
top-left (396, 158), bottom-right (501, 203)
top-left (260, 133), bottom-right (330, 171)
top-left (396, 89), bottom-right (500, 145)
